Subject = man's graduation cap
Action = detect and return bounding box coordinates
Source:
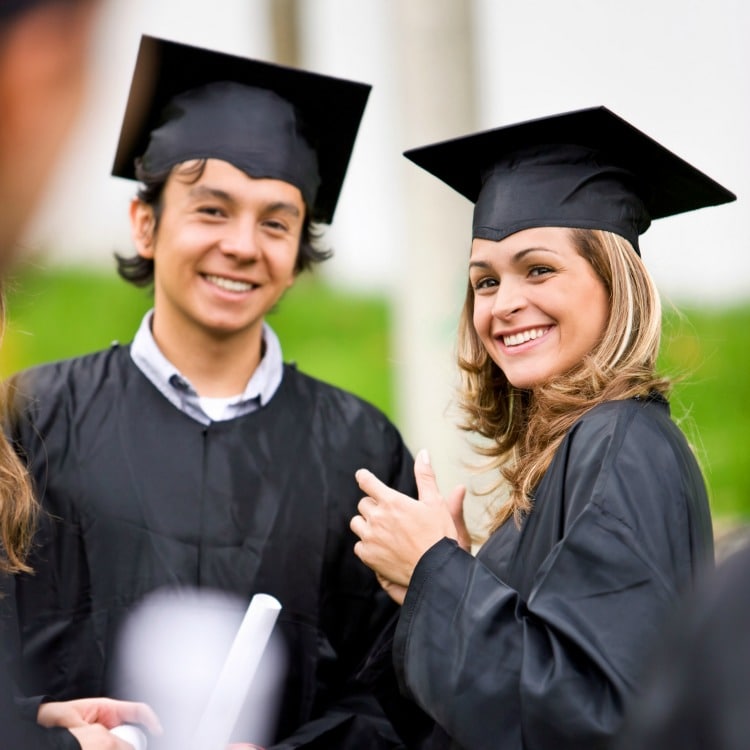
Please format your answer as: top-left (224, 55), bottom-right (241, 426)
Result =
top-left (403, 106), bottom-right (735, 253)
top-left (112, 35), bottom-right (371, 224)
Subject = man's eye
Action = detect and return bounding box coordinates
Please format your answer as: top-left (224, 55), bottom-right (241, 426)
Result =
top-left (198, 206), bottom-right (224, 217)
top-left (263, 220), bottom-right (288, 232)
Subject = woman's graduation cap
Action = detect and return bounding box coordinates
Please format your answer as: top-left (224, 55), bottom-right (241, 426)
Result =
top-left (112, 35), bottom-right (371, 224)
top-left (403, 106), bottom-right (736, 253)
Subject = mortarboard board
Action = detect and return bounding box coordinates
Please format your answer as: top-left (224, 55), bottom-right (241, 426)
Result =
top-left (112, 35), bottom-right (371, 224)
top-left (403, 106), bottom-right (736, 253)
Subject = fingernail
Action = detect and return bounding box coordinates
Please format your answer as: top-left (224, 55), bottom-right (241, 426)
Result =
top-left (418, 449), bottom-right (430, 465)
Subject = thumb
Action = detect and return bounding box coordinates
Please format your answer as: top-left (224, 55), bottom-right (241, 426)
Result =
top-left (414, 449), bottom-right (442, 506)
top-left (447, 484), bottom-right (471, 551)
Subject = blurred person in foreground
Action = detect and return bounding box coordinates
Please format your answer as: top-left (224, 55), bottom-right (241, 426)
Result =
top-left (3, 35), bottom-right (415, 749)
top-left (0, 1), bottom-right (161, 747)
top-left (614, 536), bottom-right (750, 750)
top-left (350, 107), bottom-right (734, 749)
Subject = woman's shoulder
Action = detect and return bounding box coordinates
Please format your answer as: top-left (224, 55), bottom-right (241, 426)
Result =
top-left (552, 396), bottom-right (707, 542)
top-left (570, 394), bottom-right (676, 445)
top-left (563, 394), bottom-right (696, 481)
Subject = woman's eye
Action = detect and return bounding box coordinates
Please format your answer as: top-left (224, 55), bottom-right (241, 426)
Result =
top-left (529, 266), bottom-right (553, 278)
top-left (472, 277), bottom-right (498, 291)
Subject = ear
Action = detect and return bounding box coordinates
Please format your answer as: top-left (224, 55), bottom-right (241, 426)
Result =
top-left (129, 198), bottom-right (156, 259)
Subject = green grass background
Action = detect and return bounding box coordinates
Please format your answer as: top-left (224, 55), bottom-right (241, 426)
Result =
top-left (2, 266), bottom-right (748, 522)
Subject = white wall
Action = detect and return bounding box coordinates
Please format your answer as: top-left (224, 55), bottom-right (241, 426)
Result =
top-left (473, 0), bottom-right (749, 304)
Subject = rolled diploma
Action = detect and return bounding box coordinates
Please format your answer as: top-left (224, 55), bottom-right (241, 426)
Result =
top-left (190, 592), bottom-right (282, 750)
top-left (110, 724), bottom-right (148, 750)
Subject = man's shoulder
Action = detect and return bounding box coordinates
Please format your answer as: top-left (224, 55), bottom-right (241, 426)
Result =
top-left (12, 344), bottom-right (132, 400)
top-left (282, 363), bottom-right (391, 421)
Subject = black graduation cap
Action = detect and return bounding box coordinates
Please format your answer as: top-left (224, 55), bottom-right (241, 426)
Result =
top-left (403, 106), bottom-right (736, 253)
top-left (112, 35), bottom-right (371, 224)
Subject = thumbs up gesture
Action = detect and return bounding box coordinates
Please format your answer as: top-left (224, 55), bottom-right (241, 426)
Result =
top-left (351, 450), bottom-right (468, 599)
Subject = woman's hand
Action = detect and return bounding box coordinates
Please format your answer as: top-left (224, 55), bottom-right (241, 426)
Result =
top-left (351, 449), bottom-right (467, 593)
top-left (38, 697), bottom-right (161, 749)
top-left (375, 571), bottom-right (409, 606)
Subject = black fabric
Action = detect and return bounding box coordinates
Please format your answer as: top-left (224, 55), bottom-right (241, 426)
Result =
top-left (113, 35), bottom-right (371, 224)
top-left (474, 145), bottom-right (650, 249)
top-left (403, 106), bottom-right (736, 253)
top-left (3, 346), bottom-right (415, 749)
top-left (374, 397), bottom-right (713, 750)
top-left (141, 82), bottom-right (321, 211)
top-left (0, 576), bottom-right (80, 750)
top-left (614, 542), bottom-right (750, 750)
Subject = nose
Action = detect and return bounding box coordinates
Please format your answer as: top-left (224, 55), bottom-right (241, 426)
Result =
top-left (491, 278), bottom-right (526, 319)
top-left (219, 219), bottom-right (259, 261)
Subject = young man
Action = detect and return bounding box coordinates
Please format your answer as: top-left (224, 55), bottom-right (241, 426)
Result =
top-left (5, 36), bottom-right (415, 748)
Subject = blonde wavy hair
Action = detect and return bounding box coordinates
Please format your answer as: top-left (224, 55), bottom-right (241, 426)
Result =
top-left (457, 228), bottom-right (671, 531)
top-left (0, 292), bottom-right (37, 574)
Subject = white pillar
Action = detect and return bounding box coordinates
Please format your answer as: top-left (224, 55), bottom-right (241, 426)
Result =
top-left (389, 0), bottom-right (487, 527)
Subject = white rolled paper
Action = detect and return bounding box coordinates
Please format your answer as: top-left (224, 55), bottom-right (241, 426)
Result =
top-left (110, 724), bottom-right (148, 750)
top-left (190, 592), bottom-right (282, 750)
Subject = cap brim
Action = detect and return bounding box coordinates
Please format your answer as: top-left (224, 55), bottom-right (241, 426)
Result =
top-left (403, 106), bottom-right (735, 220)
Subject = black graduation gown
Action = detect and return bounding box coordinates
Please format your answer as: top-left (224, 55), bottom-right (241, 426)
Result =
top-left (0, 682), bottom-right (78, 750)
top-left (614, 541), bottom-right (750, 750)
top-left (383, 397), bottom-right (714, 750)
top-left (1, 584), bottom-right (80, 750)
top-left (3, 344), bottom-right (416, 749)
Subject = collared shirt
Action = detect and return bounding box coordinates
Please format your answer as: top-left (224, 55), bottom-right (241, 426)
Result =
top-left (129, 310), bottom-right (284, 425)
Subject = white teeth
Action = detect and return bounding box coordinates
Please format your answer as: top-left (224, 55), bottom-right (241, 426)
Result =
top-left (204, 274), bottom-right (255, 292)
top-left (503, 327), bottom-right (549, 347)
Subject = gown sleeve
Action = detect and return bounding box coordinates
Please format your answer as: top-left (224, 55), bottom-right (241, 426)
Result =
top-left (1, 576), bottom-right (81, 750)
top-left (392, 401), bottom-right (713, 750)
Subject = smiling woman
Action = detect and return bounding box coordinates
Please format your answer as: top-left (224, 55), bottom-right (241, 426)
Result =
top-left (468, 227), bottom-right (610, 391)
top-left (349, 106), bottom-right (735, 750)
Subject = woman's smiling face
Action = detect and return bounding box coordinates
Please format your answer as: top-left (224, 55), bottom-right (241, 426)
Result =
top-left (469, 226), bottom-right (610, 389)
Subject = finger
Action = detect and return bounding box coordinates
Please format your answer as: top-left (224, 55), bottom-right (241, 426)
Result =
top-left (355, 495), bottom-right (377, 518)
top-left (116, 701), bottom-right (162, 734)
top-left (353, 539), bottom-right (368, 564)
top-left (350, 514), bottom-right (366, 540)
top-left (355, 468), bottom-right (397, 501)
top-left (446, 484), bottom-right (467, 522)
top-left (413, 449), bottom-right (442, 506)
top-left (447, 484), bottom-right (471, 551)
top-left (37, 702), bottom-right (88, 729)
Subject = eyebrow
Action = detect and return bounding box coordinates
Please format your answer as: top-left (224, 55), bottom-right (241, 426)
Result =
top-left (187, 186), bottom-right (302, 217)
top-left (468, 245), bottom-right (560, 269)
top-left (188, 185), bottom-right (233, 202)
top-left (264, 201), bottom-right (302, 218)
